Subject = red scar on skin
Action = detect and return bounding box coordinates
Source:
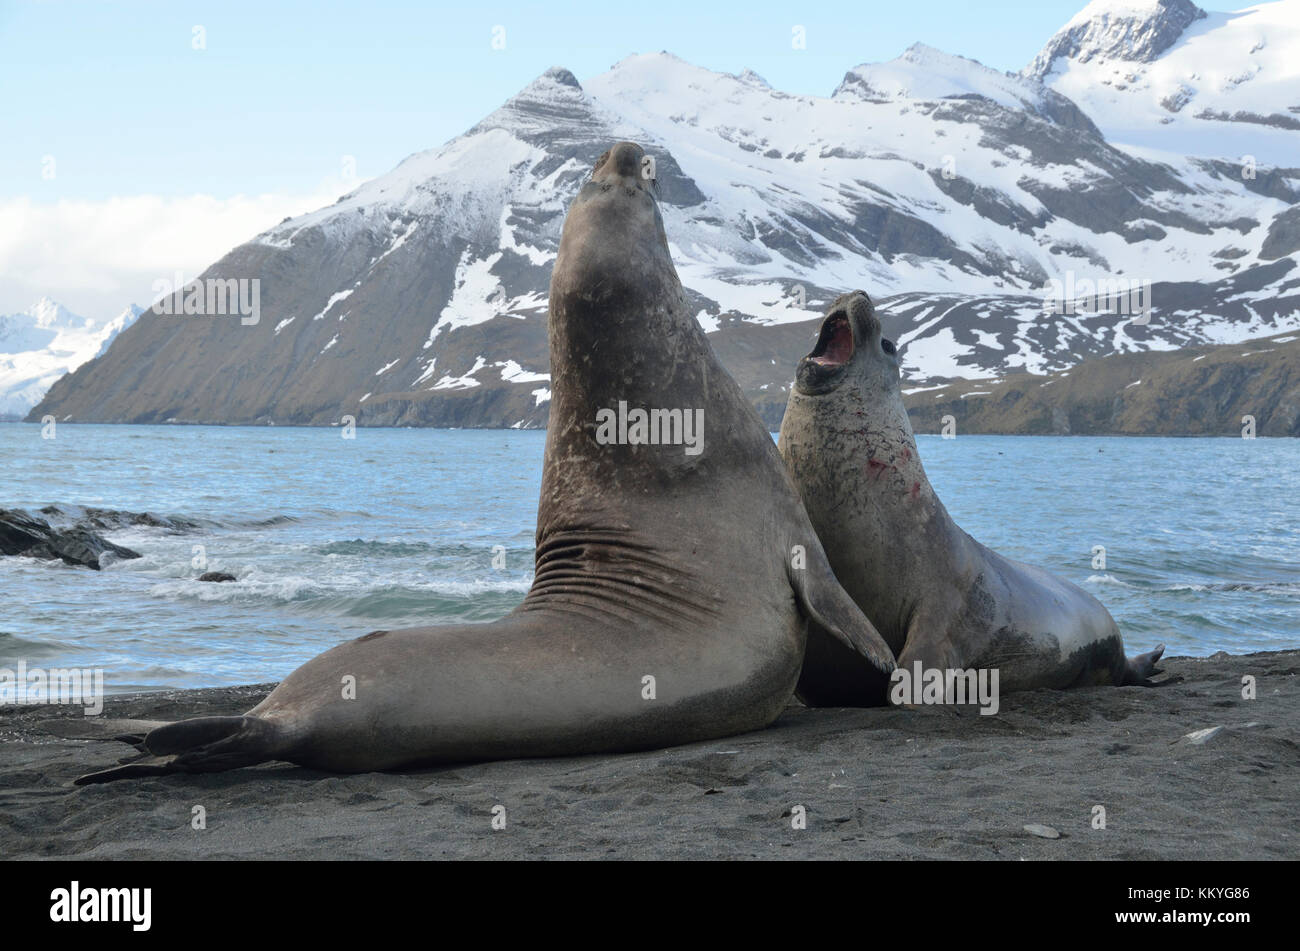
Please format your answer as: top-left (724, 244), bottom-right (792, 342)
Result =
top-left (902, 448), bottom-right (912, 461)
top-left (867, 458), bottom-right (891, 478)
top-left (910, 481), bottom-right (921, 499)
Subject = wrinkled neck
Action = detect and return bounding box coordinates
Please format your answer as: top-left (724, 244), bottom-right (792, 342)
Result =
top-left (839, 383), bottom-right (957, 547)
top-left (781, 379), bottom-right (965, 637)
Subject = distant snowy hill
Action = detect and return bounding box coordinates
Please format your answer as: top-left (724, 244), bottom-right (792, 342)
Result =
top-left (31, 0), bottom-right (1300, 429)
top-left (1, 299), bottom-right (142, 418)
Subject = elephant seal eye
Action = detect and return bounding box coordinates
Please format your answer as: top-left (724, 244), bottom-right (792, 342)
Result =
top-left (881, 338), bottom-right (896, 356)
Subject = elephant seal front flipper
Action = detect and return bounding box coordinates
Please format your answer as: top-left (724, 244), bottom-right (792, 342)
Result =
top-left (789, 551), bottom-right (897, 704)
top-left (72, 145), bottom-right (893, 784)
top-left (779, 290), bottom-right (1163, 702)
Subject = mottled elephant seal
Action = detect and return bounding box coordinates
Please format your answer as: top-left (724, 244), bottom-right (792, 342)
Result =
top-left (778, 290), bottom-right (1162, 706)
top-left (72, 146), bottom-right (893, 783)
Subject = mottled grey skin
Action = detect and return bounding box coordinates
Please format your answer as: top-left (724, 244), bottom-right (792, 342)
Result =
top-left (73, 145), bottom-right (893, 783)
top-left (778, 290), bottom-right (1162, 706)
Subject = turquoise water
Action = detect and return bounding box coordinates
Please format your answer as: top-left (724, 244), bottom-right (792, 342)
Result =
top-left (2, 424), bottom-right (1297, 692)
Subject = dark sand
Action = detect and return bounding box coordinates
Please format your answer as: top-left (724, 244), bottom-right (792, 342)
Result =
top-left (2, 650), bottom-right (1295, 860)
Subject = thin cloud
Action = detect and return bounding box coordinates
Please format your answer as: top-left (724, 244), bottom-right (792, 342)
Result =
top-left (0, 183), bottom-right (358, 320)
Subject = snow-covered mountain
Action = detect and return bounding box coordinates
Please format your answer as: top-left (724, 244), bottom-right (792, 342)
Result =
top-left (1027, 0), bottom-right (1209, 77)
top-left (1029, 0), bottom-right (1300, 166)
top-left (0, 300), bottom-right (143, 418)
top-left (32, 1), bottom-right (1300, 429)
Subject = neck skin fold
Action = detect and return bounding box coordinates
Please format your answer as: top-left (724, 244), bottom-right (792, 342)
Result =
top-left (781, 376), bottom-right (972, 647)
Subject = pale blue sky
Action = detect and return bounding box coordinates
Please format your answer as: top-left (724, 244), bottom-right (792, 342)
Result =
top-left (2, 0), bottom-right (1095, 201)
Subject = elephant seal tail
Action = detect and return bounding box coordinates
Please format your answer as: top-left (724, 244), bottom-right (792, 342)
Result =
top-left (73, 715), bottom-right (281, 785)
top-left (1123, 643), bottom-right (1166, 685)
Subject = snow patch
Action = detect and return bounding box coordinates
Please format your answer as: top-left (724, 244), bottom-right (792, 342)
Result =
top-left (312, 289), bottom-right (354, 321)
top-left (430, 355), bottom-right (487, 390)
top-left (496, 360), bottom-right (550, 384)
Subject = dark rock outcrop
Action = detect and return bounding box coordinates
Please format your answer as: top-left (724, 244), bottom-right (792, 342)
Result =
top-left (0, 508), bottom-right (141, 569)
top-left (37, 504), bottom-right (204, 535)
top-left (1261, 206), bottom-right (1300, 261)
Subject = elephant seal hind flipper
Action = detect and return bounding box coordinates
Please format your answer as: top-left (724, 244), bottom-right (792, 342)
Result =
top-left (779, 289), bottom-right (1162, 700)
top-left (73, 716), bottom-right (281, 784)
top-left (42, 716), bottom-right (280, 774)
top-left (75, 757), bottom-right (178, 785)
top-left (38, 718), bottom-right (169, 747)
top-left (73, 143), bottom-right (893, 784)
top-left (1124, 643), bottom-right (1166, 685)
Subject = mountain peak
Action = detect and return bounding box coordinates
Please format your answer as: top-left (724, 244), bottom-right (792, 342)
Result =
top-left (511, 65), bottom-right (586, 101)
top-left (733, 67), bottom-right (771, 88)
top-left (537, 66), bottom-right (581, 90)
top-left (465, 62), bottom-right (595, 142)
top-left (1025, 0), bottom-right (1206, 81)
top-left (28, 297), bottom-right (86, 330)
top-left (832, 41), bottom-right (1098, 131)
top-left (901, 42), bottom-right (959, 62)
top-left (607, 51), bottom-right (697, 75)
top-left (834, 43), bottom-right (992, 102)
top-left (1, 297), bottom-right (136, 417)
top-left (93, 305), bottom-right (144, 358)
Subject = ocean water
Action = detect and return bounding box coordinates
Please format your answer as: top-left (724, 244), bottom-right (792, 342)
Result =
top-left (2, 424), bottom-right (1297, 693)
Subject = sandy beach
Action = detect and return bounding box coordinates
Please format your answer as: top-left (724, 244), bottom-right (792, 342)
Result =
top-left (1, 649), bottom-right (1294, 860)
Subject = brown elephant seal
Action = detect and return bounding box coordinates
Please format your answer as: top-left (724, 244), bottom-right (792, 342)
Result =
top-left (778, 290), bottom-right (1163, 706)
top-left (71, 145), bottom-right (893, 783)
